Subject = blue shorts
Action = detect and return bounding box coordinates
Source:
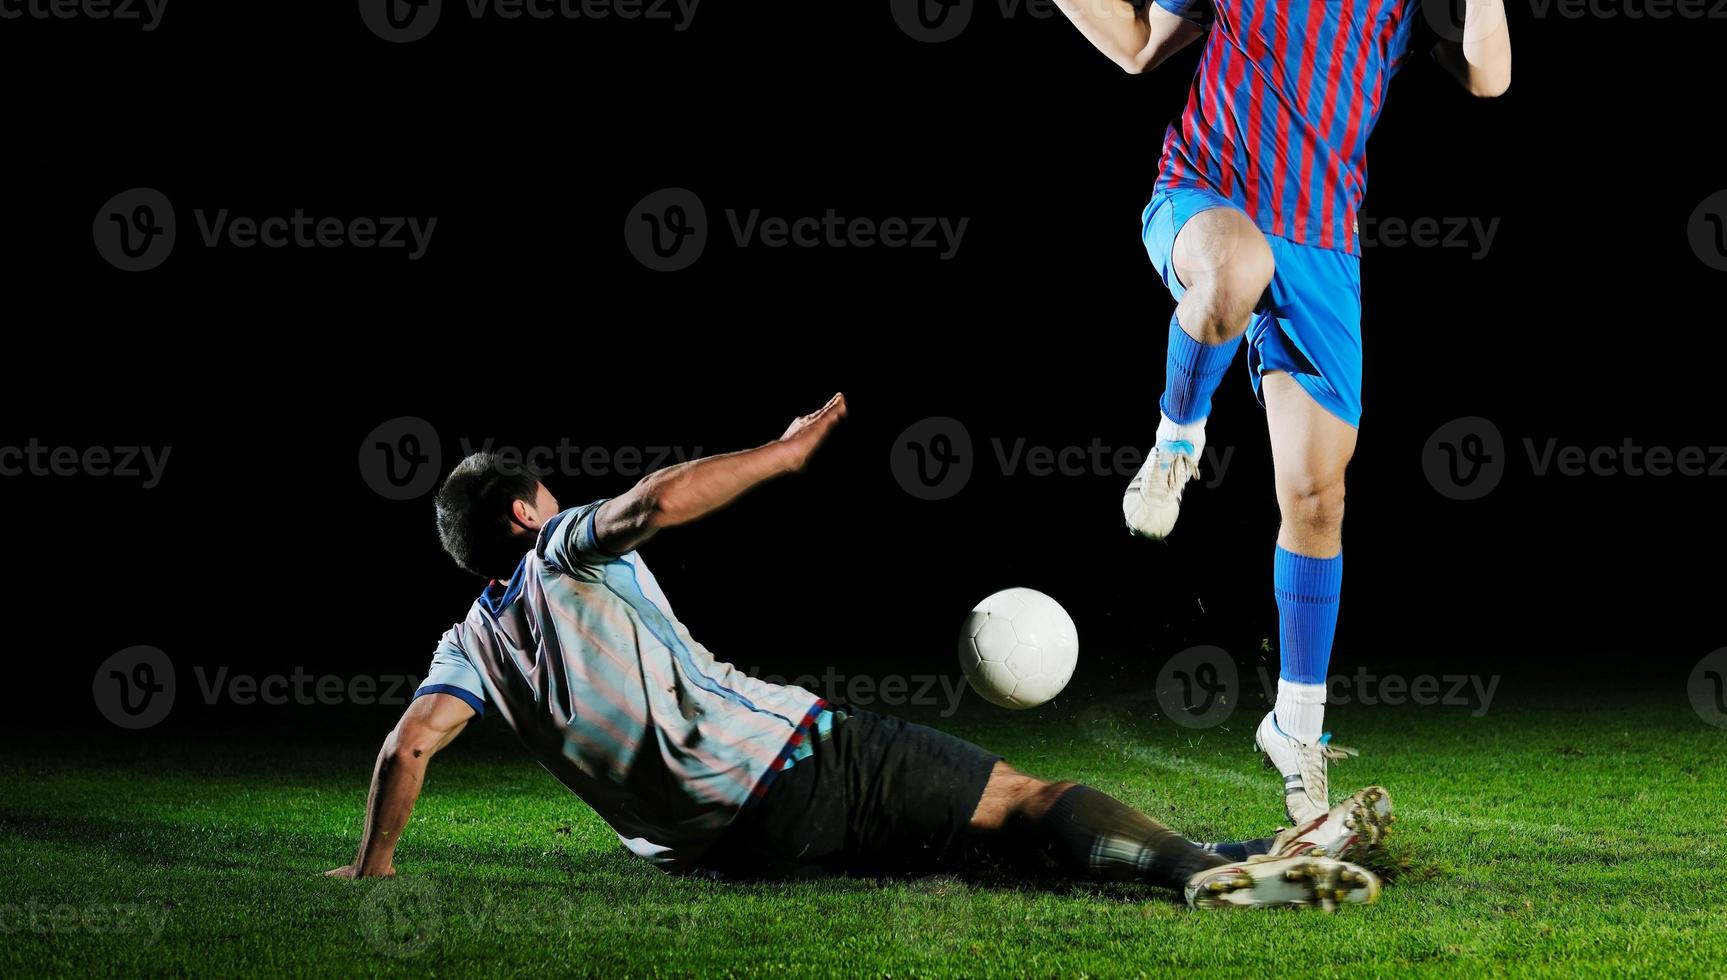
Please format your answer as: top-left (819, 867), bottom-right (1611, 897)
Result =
top-left (1141, 186), bottom-right (1364, 428)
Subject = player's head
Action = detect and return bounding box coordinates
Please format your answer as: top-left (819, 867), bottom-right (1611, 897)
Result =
top-left (435, 453), bottom-right (561, 579)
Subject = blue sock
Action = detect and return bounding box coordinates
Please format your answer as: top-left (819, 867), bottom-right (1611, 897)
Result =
top-left (1274, 546), bottom-right (1343, 686)
top-left (1159, 314), bottom-right (1242, 425)
top-left (1192, 837), bottom-right (1276, 862)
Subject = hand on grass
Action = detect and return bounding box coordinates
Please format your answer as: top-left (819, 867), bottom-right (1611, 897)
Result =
top-left (324, 864), bottom-right (395, 879)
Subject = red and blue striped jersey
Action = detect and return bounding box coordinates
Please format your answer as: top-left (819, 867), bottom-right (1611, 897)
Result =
top-left (1153, 0), bottom-right (1427, 254)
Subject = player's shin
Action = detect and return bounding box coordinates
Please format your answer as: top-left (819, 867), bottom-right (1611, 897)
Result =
top-left (1033, 785), bottom-right (1229, 888)
top-left (1273, 545), bottom-right (1343, 743)
top-left (1160, 312), bottom-right (1241, 441)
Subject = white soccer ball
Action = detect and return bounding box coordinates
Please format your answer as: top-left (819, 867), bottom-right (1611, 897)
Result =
top-left (957, 588), bottom-right (1079, 709)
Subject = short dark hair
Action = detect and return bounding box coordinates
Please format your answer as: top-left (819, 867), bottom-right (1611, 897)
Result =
top-left (435, 453), bottom-right (542, 579)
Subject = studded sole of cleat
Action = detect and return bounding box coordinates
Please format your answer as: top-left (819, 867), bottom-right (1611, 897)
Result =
top-left (1189, 858), bottom-right (1381, 911)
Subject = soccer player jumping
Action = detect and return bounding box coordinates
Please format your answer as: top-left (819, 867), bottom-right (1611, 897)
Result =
top-left (1052, 0), bottom-right (1509, 823)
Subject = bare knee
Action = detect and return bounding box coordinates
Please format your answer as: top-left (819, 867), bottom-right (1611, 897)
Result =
top-left (1173, 214), bottom-right (1274, 343)
top-left (1279, 472), bottom-right (1347, 537)
top-left (968, 763), bottom-right (1075, 832)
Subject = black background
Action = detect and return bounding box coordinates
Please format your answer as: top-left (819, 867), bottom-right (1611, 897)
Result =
top-left (2, 0), bottom-right (1723, 733)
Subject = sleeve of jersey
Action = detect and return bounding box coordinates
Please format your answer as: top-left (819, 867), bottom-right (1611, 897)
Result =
top-left (414, 636), bottom-right (489, 718)
top-left (1389, 2), bottom-right (1426, 75)
top-left (536, 499), bottom-right (622, 576)
top-left (1152, 0), bottom-right (1215, 28)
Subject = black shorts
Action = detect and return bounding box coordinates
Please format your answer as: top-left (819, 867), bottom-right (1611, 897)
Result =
top-left (692, 708), bottom-right (1001, 880)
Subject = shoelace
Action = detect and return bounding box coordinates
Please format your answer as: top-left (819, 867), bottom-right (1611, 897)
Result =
top-left (1314, 732), bottom-right (1360, 761)
top-left (1154, 442), bottom-right (1201, 488)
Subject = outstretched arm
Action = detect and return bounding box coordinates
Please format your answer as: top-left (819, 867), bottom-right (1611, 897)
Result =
top-left (1052, 0), bottom-right (1207, 75)
top-left (325, 692), bottom-right (475, 879)
top-left (590, 392), bottom-right (848, 555)
top-left (1433, 0), bottom-right (1512, 97)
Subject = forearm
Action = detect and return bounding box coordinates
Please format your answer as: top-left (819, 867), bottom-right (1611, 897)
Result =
top-left (627, 441), bottom-right (800, 530)
top-left (1453, 0), bottom-right (1512, 96)
top-left (1053, 0), bottom-right (1150, 72)
top-left (353, 737), bottom-right (429, 875)
top-left (1054, 0), bottom-right (1202, 74)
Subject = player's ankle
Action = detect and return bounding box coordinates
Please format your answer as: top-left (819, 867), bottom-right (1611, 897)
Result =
top-left (1274, 681), bottom-right (1327, 744)
top-left (1157, 413), bottom-right (1207, 450)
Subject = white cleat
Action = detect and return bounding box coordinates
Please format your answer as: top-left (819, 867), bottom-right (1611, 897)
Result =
top-left (1123, 438), bottom-right (1202, 541)
top-left (1186, 854), bottom-right (1382, 911)
top-left (1272, 785), bottom-right (1395, 864)
top-left (1255, 711), bottom-right (1359, 826)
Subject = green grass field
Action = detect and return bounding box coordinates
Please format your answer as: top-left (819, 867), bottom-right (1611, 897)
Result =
top-left (3, 678), bottom-right (1722, 977)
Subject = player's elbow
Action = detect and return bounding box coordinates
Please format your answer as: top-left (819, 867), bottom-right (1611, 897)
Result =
top-left (624, 483), bottom-right (681, 531)
top-left (1464, 57), bottom-right (1511, 97)
top-left (1468, 71), bottom-right (1510, 98)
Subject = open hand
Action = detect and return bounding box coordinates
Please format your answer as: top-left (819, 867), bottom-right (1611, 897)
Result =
top-left (779, 392), bottom-right (848, 471)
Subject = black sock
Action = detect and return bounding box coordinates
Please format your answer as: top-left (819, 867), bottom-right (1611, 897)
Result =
top-left (1189, 836), bottom-right (1277, 862)
top-left (1036, 785), bottom-right (1229, 889)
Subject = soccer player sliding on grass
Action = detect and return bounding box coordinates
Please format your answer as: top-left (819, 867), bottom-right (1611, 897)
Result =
top-left (326, 394), bottom-right (1393, 909)
top-left (1051, 0), bottom-right (1509, 823)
